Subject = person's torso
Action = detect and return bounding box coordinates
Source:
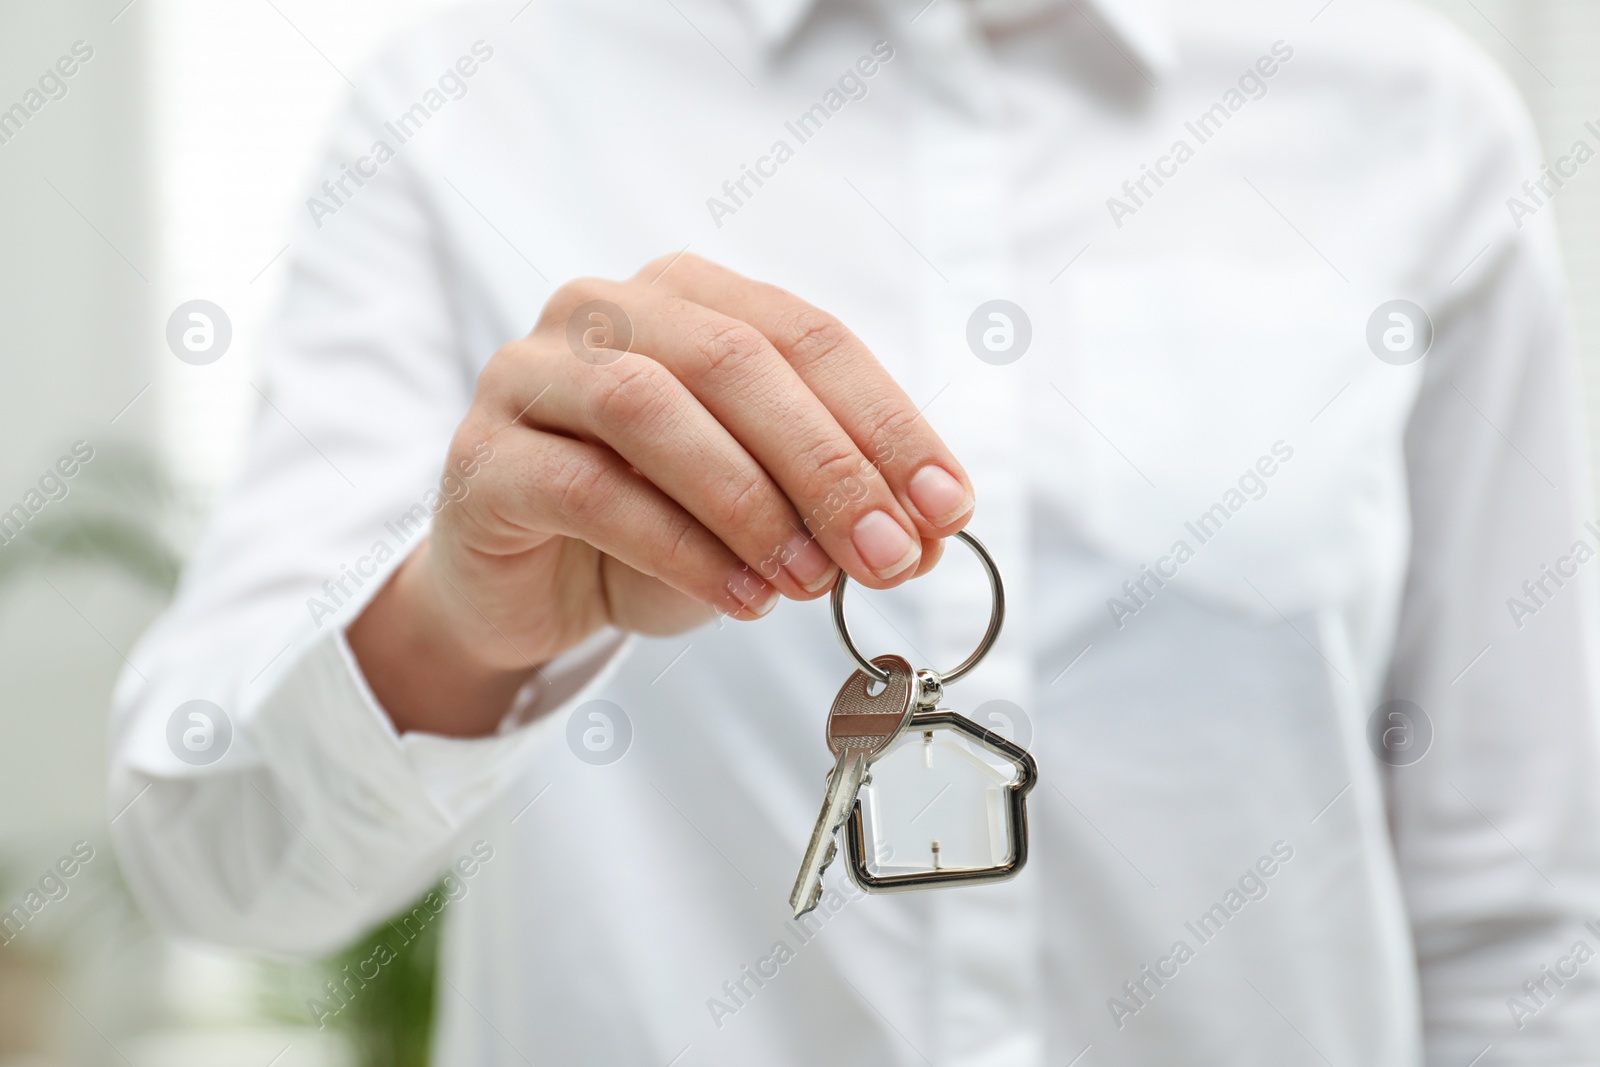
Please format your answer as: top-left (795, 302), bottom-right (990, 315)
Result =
top-left (331, 0), bottom-right (1506, 1061)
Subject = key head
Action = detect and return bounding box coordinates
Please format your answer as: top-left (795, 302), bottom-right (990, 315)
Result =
top-left (827, 655), bottom-right (916, 761)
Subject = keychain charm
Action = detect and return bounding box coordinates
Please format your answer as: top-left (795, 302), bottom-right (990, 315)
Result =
top-left (789, 530), bottom-right (1036, 917)
top-left (844, 705), bottom-right (1036, 891)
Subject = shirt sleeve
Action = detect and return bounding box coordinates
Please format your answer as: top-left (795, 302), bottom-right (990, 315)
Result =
top-left (106, 78), bottom-right (626, 955)
top-left (1385, 64), bottom-right (1600, 1066)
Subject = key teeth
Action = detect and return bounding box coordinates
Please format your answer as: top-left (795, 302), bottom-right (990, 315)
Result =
top-left (792, 884), bottom-right (820, 920)
top-left (804, 880), bottom-right (823, 914)
top-left (791, 748), bottom-right (867, 919)
top-left (819, 836), bottom-right (837, 879)
top-left (791, 837), bottom-right (837, 919)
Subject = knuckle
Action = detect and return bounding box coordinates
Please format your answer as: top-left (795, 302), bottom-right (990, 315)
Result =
top-left (654, 515), bottom-right (704, 576)
top-left (471, 361), bottom-right (505, 407)
top-left (543, 450), bottom-right (616, 527)
top-left (795, 439), bottom-right (871, 501)
top-left (539, 277), bottom-right (613, 329)
top-left (438, 430), bottom-right (491, 514)
top-left (557, 277), bottom-right (607, 305)
top-left (686, 316), bottom-right (769, 376)
top-left (778, 307), bottom-right (852, 369)
top-left (638, 250), bottom-right (708, 281)
top-left (476, 338), bottom-right (541, 399)
top-left (711, 468), bottom-right (774, 532)
top-left (588, 359), bottom-right (677, 430)
top-left (476, 339), bottom-right (522, 389)
top-left (858, 398), bottom-right (920, 463)
top-left (445, 424), bottom-right (484, 473)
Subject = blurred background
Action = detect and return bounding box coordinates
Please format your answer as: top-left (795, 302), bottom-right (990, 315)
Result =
top-left (0, 1), bottom-right (1596, 1063)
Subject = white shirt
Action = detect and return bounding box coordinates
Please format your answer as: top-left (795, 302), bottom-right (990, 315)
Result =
top-left (109, 0), bottom-right (1600, 1064)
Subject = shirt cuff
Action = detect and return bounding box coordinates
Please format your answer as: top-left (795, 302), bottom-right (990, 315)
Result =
top-left (338, 624), bottom-right (633, 822)
top-left (222, 621), bottom-right (632, 842)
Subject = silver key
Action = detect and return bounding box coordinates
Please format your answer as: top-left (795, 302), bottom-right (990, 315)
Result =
top-left (789, 654), bottom-right (916, 918)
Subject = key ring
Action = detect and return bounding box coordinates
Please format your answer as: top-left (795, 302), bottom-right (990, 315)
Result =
top-left (830, 529), bottom-right (1004, 687)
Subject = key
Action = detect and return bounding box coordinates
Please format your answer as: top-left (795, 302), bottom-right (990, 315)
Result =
top-left (788, 749), bottom-right (866, 918)
top-left (810, 529), bottom-right (1036, 900)
top-left (789, 654), bottom-right (917, 918)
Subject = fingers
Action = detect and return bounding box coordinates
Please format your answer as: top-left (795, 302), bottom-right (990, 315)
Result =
top-left (638, 254), bottom-right (976, 537)
top-left (597, 557), bottom-right (725, 635)
top-left (909, 533), bottom-right (946, 579)
top-left (546, 286), bottom-right (926, 588)
top-left (517, 348), bottom-right (842, 599)
top-left (479, 257), bottom-right (975, 619)
top-left (531, 278), bottom-right (940, 588)
top-left (461, 425), bottom-right (780, 621)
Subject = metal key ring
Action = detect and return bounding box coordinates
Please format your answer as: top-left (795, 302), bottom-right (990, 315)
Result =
top-left (830, 529), bottom-right (1004, 686)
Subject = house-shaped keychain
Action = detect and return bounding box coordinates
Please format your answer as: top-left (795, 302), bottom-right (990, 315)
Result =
top-left (845, 707), bottom-right (1037, 892)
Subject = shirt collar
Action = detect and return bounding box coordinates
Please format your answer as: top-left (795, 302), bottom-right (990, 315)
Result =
top-left (738, 0), bottom-right (1175, 79)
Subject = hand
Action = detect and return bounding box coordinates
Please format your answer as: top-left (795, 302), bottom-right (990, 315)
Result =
top-left (349, 254), bottom-right (974, 735)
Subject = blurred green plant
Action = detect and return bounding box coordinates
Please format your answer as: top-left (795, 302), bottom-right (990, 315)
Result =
top-left (322, 890), bottom-right (442, 1067)
top-left (257, 885), bottom-right (443, 1067)
top-left (0, 445), bottom-right (184, 592)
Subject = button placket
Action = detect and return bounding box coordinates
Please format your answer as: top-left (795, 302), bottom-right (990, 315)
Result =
top-left (904, 32), bottom-right (1043, 1067)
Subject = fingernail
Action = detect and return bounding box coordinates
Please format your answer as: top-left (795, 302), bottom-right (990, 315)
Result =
top-left (852, 510), bottom-right (919, 579)
top-left (780, 532), bottom-right (836, 592)
top-left (908, 465), bottom-right (972, 526)
top-left (726, 570), bottom-right (778, 617)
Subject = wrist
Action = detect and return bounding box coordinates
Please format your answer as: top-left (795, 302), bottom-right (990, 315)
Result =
top-left (408, 541), bottom-right (535, 673)
top-left (350, 542), bottom-right (540, 737)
